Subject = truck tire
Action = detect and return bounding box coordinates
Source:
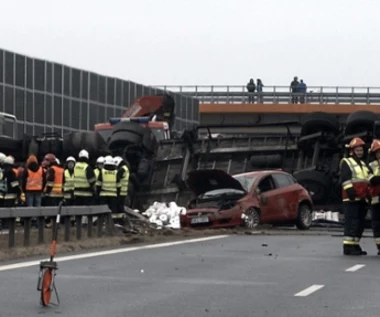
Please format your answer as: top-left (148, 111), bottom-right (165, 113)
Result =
top-left (293, 170), bottom-right (331, 205)
top-left (250, 154), bottom-right (282, 168)
top-left (111, 121), bottom-right (147, 137)
top-left (345, 111), bottom-right (379, 135)
top-left (63, 131), bottom-right (110, 160)
top-left (300, 112), bottom-right (340, 136)
top-left (108, 132), bottom-right (142, 151)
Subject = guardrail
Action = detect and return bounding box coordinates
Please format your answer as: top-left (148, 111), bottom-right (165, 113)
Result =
top-left (0, 205), bottom-right (113, 248)
top-left (154, 85), bottom-right (380, 104)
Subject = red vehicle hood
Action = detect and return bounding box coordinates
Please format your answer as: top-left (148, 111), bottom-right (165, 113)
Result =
top-left (186, 169), bottom-right (246, 196)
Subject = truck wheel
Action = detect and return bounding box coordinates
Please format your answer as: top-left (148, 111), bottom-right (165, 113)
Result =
top-left (111, 121), bottom-right (147, 137)
top-left (300, 112), bottom-right (340, 136)
top-left (108, 132), bottom-right (142, 151)
top-left (345, 111), bottom-right (379, 135)
top-left (295, 204), bottom-right (312, 230)
top-left (293, 170), bottom-right (331, 205)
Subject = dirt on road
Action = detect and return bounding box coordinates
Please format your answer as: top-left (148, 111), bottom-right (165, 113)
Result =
top-left (0, 225), bottom-right (344, 262)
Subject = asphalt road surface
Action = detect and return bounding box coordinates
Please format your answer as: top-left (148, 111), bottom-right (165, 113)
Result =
top-left (1, 232), bottom-right (380, 317)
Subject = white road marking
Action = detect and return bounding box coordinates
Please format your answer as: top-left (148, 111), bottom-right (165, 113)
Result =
top-left (294, 284), bottom-right (324, 297)
top-left (345, 264), bottom-right (366, 272)
top-left (0, 235), bottom-right (229, 272)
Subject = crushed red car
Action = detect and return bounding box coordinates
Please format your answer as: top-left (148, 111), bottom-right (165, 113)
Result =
top-left (180, 169), bottom-right (313, 230)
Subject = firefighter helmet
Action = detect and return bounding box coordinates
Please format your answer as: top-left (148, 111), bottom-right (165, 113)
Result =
top-left (4, 156), bottom-right (14, 165)
top-left (66, 156), bottom-right (76, 163)
top-left (346, 137), bottom-right (365, 149)
top-left (79, 149), bottom-right (89, 159)
top-left (96, 156), bottom-right (105, 164)
top-left (370, 139), bottom-right (380, 153)
top-left (104, 155), bottom-right (115, 166)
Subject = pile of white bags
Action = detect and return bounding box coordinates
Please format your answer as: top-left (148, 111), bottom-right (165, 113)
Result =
top-left (141, 201), bottom-right (187, 229)
top-left (312, 210), bottom-right (340, 222)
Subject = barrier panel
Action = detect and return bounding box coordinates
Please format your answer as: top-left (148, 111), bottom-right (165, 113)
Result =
top-left (0, 205), bottom-right (112, 248)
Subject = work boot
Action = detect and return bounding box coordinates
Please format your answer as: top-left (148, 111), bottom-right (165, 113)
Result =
top-left (343, 245), bottom-right (362, 256)
top-left (356, 245), bottom-right (367, 255)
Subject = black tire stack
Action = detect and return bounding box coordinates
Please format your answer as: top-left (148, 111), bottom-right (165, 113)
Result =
top-left (108, 121), bottom-right (158, 207)
top-left (295, 110), bottom-right (380, 208)
top-left (294, 112), bottom-right (341, 206)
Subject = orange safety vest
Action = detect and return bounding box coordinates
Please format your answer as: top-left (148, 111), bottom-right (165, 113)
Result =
top-left (26, 167), bottom-right (43, 191)
top-left (51, 165), bottom-right (64, 196)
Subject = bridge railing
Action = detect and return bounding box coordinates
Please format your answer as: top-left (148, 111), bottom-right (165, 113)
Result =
top-left (153, 85), bottom-right (380, 104)
top-left (0, 205), bottom-right (113, 248)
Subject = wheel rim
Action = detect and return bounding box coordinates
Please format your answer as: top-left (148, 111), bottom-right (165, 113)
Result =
top-left (41, 269), bottom-right (52, 306)
top-left (300, 207), bottom-right (312, 227)
top-left (245, 208), bottom-right (259, 229)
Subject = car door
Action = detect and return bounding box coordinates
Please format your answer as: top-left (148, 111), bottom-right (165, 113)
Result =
top-left (271, 173), bottom-right (297, 220)
top-left (256, 175), bottom-right (283, 222)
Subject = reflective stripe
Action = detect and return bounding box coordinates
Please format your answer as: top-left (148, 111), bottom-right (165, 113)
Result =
top-left (111, 213), bottom-right (126, 219)
top-left (343, 240), bottom-right (359, 245)
top-left (74, 191), bottom-right (93, 197)
top-left (374, 238), bottom-right (380, 244)
top-left (120, 165), bottom-right (130, 196)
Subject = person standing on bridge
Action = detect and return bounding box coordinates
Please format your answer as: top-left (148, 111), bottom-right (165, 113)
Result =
top-left (246, 78), bottom-right (256, 103)
top-left (256, 79), bottom-right (264, 103)
top-left (290, 76), bottom-right (299, 104)
top-left (367, 139), bottom-right (380, 254)
top-left (340, 137), bottom-right (372, 256)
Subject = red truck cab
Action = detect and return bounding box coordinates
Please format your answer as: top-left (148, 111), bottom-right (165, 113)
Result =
top-left (94, 95), bottom-right (174, 141)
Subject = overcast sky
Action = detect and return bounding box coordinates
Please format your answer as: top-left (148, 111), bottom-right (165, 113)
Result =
top-left (1, 0), bottom-right (379, 88)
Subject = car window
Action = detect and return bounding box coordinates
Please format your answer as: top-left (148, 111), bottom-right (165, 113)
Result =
top-left (272, 173), bottom-right (293, 188)
top-left (257, 176), bottom-right (276, 193)
top-left (233, 175), bottom-right (257, 191)
top-left (286, 174), bottom-right (296, 184)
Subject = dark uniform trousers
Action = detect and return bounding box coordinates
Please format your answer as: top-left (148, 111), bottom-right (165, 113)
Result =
top-left (344, 200), bottom-right (368, 242)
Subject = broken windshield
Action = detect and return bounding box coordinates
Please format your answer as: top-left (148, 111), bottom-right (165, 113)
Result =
top-left (233, 175), bottom-right (258, 192)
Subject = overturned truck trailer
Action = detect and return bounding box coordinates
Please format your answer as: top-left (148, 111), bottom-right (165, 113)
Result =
top-left (132, 110), bottom-right (380, 212)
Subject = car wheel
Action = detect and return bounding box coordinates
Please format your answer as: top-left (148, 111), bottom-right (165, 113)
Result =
top-left (295, 204), bottom-right (312, 230)
top-left (244, 207), bottom-right (260, 229)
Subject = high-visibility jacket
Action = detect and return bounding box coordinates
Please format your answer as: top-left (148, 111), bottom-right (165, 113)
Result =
top-left (46, 165), bottom-right (64, 197)
top-left (26, 167), bottom-right (43, 191)
top-left (0, 169), bottom-right (6, 198)
top-left (341, 157), bottom-right (370, 202)
top-left (63, 169), bottom-right (75, 199)
top-left (369, 160), bottom-right (380, 204)
top-left (97, 169), bottom-right (120, 197)
top-left (74, 162), bottom-right (93, 197)
top-left (94, 168), bottom-right (101, 179)
top-left (120, 165), bottom-right (130, 196)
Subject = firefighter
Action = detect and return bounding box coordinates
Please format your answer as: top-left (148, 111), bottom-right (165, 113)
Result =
top-left (367, 139), bottom-right (380, 254)
top-left (96, 155), bottom-right (121, 214)
top-left (114, 156), bottom-right (130, 212)
top-left (2, 156), bottom-right (21, 208)
top-left (94, 156), bottom-right (105, 179)
top-left (340, 137), bottom-right (371, 256)
top-left (73, 149), bottom-right (96, 205)
top-left (21, 154), bottom-right (46, 207)
top-left (45, 154), bottom-right (64, 206)
top-left (63, 156), bottom-right (76, 205)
